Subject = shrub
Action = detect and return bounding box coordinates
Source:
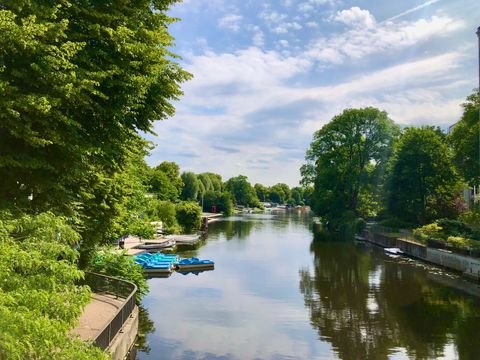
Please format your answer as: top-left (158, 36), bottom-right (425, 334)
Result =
top-left (459, 211), bottom-right (480, 231)
top-left (175, 201), bottom-right (202, 233)
top-left (0, 213), bottom-right (106, 359)
top-left (413, 223), bottom-right (444, 243)
top-left (446, 236), bottom-right (470, 249)
top-left (148, 200), bottom-right (180, 234)
top-left (436, 218), bottom-right (471, 237)
top-left (378, 217), bottom-right (417, 230)
top-left (89, 249), bottom-right (149, 302)
top-left (127, 218), bottom-right (156, 239)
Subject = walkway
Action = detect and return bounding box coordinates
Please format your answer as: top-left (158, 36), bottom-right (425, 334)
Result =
top-left (71, 293), bottom-right (124, 341)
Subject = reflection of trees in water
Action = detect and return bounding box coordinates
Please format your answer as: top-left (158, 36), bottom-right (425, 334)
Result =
top-left (211, 218), bottom-right (256, 240)
top-left (209, 211), bottom-right (312, 240)
top-left (136, 306), bottom-right (155, 354)
top-left (300, 230), bottom-right (480, 360)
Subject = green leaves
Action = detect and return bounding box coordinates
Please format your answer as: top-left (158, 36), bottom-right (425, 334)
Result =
top-left (0, 213), bottom-right (105, 359)
top-left (449, 90), bottom-right (480, 187)
top-left (386, 126), bottom-right (463, 224)
top-left (303, 107), bottom-right (399, 227)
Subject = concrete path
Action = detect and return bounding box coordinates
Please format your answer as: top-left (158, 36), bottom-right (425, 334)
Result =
top-left (71, 293), bottom-right (124, 341)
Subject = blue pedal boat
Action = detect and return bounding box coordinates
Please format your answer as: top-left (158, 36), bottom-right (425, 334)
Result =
top-left (175, 257), bottom-right (215, 271)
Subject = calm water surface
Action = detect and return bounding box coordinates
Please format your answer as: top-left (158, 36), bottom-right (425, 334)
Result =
top-left (136, 212), bottom-right (480, 360)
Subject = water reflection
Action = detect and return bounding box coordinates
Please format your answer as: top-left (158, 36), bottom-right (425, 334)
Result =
top-left (137, 214), bottom-right (480, 360)
top-left (300, 230), bottom-right (480, 359)
top-left (136, 306), bottom-right (156, 354)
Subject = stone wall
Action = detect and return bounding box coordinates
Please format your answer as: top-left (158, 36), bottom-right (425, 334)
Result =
top-left (365, 230), bottom-right (480, 280)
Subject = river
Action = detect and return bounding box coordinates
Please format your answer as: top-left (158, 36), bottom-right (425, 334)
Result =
top-left (136, 212), bottom-right (480, 360)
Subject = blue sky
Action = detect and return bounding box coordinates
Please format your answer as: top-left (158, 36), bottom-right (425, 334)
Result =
top-left (146, 0), bottom-right (480, 187)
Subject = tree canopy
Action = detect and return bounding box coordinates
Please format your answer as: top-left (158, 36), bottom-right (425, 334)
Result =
top-left (449, 90), bottom-right (480, 187)
top-left (0, 0), bottom-right (191, 243)
top-left (225, 175), bottom-right (259, 207)
top-left (302, 107), bottom-right (399, 227)
top-left (387, 127), bottom-right (463, 224)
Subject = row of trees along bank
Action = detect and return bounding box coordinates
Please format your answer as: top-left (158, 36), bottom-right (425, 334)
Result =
top-left (302, 93), bottom-right (480, 248)
top-left (0, 1), bottom-right (189, 358)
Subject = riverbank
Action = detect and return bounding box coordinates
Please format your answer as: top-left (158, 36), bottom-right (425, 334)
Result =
top-left (362, 228), bottom-right (480, 281)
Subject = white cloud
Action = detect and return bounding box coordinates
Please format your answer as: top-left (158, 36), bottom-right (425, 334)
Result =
top-left (272, 21), bottom-right (302, 34)
top-left (259, 10), bottom-right (302, 34)
top-left (151, 45), bottom-right (468, 186)
top-left (252, 29), bottom-right (265, 47)
top-left (218, 14), bottom-right (243, 32)
top-left (333, 7), bottom-right (376, 28)
top-left (307, 14), bottom-right (464, 63)
top-left (298, 0), bottom-right (337, 13)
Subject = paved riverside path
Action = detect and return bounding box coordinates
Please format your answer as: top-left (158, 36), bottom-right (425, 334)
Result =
top-left (71, 293), bottom-right (124, 341)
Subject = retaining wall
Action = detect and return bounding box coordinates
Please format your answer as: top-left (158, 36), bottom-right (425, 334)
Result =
top-left (365, 230), bottom-right (480, 280)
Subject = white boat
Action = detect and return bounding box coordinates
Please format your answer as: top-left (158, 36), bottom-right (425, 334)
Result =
top-left (136, 239), bottom-right (176, 250)
top-left (384, 247), bottom-right (404, 257)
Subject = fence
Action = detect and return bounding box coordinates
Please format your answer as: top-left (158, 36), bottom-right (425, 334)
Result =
top-left (82, 272), bottom-right (137, 350)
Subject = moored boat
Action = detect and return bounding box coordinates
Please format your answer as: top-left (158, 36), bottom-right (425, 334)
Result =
top-left (175, 257), bottom-right (215, 271)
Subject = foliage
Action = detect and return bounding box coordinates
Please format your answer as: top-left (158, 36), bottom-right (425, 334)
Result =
top-left (180, 172), bottom-right (199, 201)
top-left (203, 191), bottom-right (233, 215)
top-left (127, 218), bottom-right (156, 239)
top-left (254, 183), bottom-right (269, 202)
top-left (413, 223), bottom-right (443, 243)
top-left (0, 0), bottom-right (190, 260)
top-left (378, 217), bottom-right (416, 230)
top-left (269, 183), bottom-right (291, 204)
top-left (225, 175), bottom-right (259, 207)
top-left (386, 127), bottom-right (464, 225)
top-left (0, 213), bottom-right (106, 359)
top-left (149, 162), bottom-right (183, 202)
top-left (302, 107), bottom-right (399, 228)
top-left (446, 236), bottom-right (470, 250)
top-left (459, 211), bottom-right (480, 231)
top-left (449, 90), bottom-right (480, 187)
top-left (291, 187), bottom-right (304, 206)
top-left (175, 201), bottom-right (202, 233)
top-left (89, 249), bottom-right (149, 302)
top-left (146, 200), bottom-right (181, 234)
top-left (201, 172), bottom-right (223, 192)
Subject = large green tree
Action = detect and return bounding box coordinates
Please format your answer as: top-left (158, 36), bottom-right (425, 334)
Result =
top-left (149, 161), bottom-right (183, 202)
top-left (269, 183), bottom-right (291, 204)
top-left (225, 175), bottom-right (259, 207)
top-left (0, 0), bottom-right (190, 242)
top-left (302, 107), bottom-right (399, 227)
top-left (181, 172), bottom-right (199, 201)
top-left (386, 126), bottom-right (463, 224)
top-left (449, 91), bottom-right (480, 187)
top-left (254, 183), bottom-right (269, 202)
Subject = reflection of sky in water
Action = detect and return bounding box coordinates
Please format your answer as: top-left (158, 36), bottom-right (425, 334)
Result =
top-left (139, 213), bottom-right (333, 360)
top-left (138, 214), bottom-right (480, 360)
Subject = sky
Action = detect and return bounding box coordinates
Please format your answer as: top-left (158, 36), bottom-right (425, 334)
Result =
top-left (146, 0), bottom-right (480, 187)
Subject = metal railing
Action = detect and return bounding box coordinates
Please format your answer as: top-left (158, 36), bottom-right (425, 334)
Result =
top-left (82, 272), bottom-right (137, 350)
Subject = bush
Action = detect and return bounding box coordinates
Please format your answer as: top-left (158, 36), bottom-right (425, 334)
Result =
top-left (446, 236), bottom-right (470, 250)
top-left (175, 201), bottom-right (202, 233)
top-left (89, 249), bottom-right (149, 302)
top-left (413, 223), bottom-right (444, 243)
top-left (203, 191), bottom-right (233, 215)
top-left (436, 218), bottom-right (471, 237)
top-left (378, 217), bottom-right (417, 230)
top-left (459, 211), bottom-right (480, 231)
top-left (147, 200), bottom-right (180, 234)
top-left (127, 218), bottom-right (156, 239)
top-left (0, 213), bottom-right (106, 359)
